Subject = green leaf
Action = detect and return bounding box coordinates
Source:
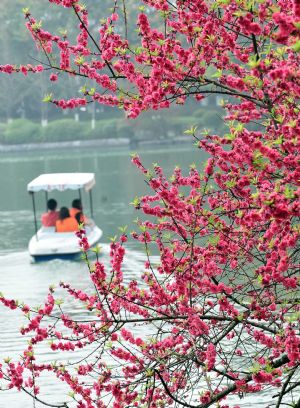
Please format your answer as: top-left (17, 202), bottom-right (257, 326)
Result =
top-left (294, 22), bottom-right (300, 30)
top-left (273, 135), bottom-right (283, 145)
top-left (118, 225), bottom-right (128, 233)
top-left (211, 69), bottom-right (222, 78)
top-left (91, 244), bottom-right (101, 254)
top-left (225, 133), bottom-right (235, 141)
top-left (292, 223), bottom-right (300, 233)
top-left (59, 29), bottom-right (68, 37)
top-left (265, 362), bottom-right (273, 373)
top-left (252, 150), bottom-right (268, 169)
top-left (131, 196), bottom-right (140, 208)
top-left (249, 362), bottom-right (261, 374)
top-left (208, 234), bottom-right (220, 246)
top-left (268, 239), bottom-right (275, 249)
top-left (4, 357), bottom-right (11, 363)
top-left (139, 224), bottom-right (146, 232)
top-left (263, 199), bottom-right (274, 206)
top-left (184, 125), bottom-right (198, 135)
top-left (293, 40), bottom-right (300, 52)
top-left (284, 185), bottom-right (295, 199)
top-left (159, 10), bottom-right (170, 19)
top-left (248, 55), bottom-right (261, 69)
top-left (288, 120), bottom-right (297, 128)
top-left (236, 122), bottom-right (244, 132)
top-left (225, 179), bottom-right (237, 188)
top-left (285, 311), bottom-right (300, 323)
top-left (75, 56), bottom-right (85, 65)
top-left (43, 93), bottom-right (53, 103)
top-left (31, 21), bottom-right (42, 31)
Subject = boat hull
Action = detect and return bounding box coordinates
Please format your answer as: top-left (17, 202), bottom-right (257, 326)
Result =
top-left (32, 252), bottom-right (81, 262)
top-left (28, 225), bottom-right (102, 262)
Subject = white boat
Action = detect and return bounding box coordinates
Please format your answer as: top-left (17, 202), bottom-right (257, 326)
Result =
top-left (27, 173), bottom-right (102, 261)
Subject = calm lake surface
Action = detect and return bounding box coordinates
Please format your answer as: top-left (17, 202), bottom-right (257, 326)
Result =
top-left (0, 143), bottom-right (283, 407)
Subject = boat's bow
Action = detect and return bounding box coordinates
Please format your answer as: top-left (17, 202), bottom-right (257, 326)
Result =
top-left (29, 225), bottom-right (102, 261)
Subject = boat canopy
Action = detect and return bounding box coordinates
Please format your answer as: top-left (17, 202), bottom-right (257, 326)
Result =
top-left (27, 173), bottom-right (95, 193)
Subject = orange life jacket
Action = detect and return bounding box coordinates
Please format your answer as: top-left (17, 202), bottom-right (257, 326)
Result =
top-left (69, 207), bottom-right (87, 223)
top-left (56, 217), bottom-right (78, 233)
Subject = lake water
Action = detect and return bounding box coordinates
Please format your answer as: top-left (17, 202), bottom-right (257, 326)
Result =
top-left (0, 143), bottom-right (291, 407)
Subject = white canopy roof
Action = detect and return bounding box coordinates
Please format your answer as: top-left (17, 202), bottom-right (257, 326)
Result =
top-left (27, 173), bottom-right (96, 192)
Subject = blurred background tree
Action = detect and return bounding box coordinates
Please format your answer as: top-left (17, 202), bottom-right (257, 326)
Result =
top-left (0, 0), bottom-right (225, 144)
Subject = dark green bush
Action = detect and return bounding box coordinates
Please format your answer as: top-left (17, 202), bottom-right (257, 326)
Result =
top-left (86, 125), bottom-right (105, 140)
top-left (0, 114), bottom-right (222, 145)
top-left (42, 119), bottom-right (88, 142)
top-left (116, 124), bottom-right (134, 139)
top-left (86, 119), bottom-right (124, 139)
top-left (4, 119), bottom-right (41, 144)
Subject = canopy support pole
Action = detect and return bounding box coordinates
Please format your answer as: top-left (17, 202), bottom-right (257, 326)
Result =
top-left (30, 192), bottom-right (38, 241)
top-left (78, 189), bottom-right (83, 213)
top-left (89, 190), bottom-right (94, 218)
top-left (45, 191), bottom-right (48, 211)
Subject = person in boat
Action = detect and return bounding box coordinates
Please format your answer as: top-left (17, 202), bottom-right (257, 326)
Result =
top-left (41, 198), bottom-right (59, 227)
top-left (69, 199), bottom-right (89, 225)
top-left (56, 207), bottom-right (79, 232)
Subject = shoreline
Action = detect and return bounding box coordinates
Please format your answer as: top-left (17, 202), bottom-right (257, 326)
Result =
top-left (0, 135), bottom-right (190, 153)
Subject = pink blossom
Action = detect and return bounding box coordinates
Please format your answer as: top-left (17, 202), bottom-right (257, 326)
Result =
top-left (50, 73), bottom-right (58, 81)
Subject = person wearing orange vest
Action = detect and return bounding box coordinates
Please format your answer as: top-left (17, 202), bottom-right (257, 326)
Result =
top-left (56, 207), bottom-right (78, 233)
top-left (69, 199), bottom-right (88, 224)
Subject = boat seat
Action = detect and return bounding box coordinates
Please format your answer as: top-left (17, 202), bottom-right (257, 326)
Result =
top-left (40, 226), bottom-right (56, 234)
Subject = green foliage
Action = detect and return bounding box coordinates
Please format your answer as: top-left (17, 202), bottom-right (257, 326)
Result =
top-left (43, 94), bottom-right (53, 103)
top-left (184, 125), bottom-right (198, 136)
top-left (0, 104), bottom-right (226, 145)
top-left (3, 119), bottom-right (41, 144)
top-left (0, 118), bottom-right (134, 144)
top-left (43, 119), bottom-right (88, 142)
top-left (292, 40), bottom-right (300, 52)
top-left (86, 119), bottom-right (119, 140)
